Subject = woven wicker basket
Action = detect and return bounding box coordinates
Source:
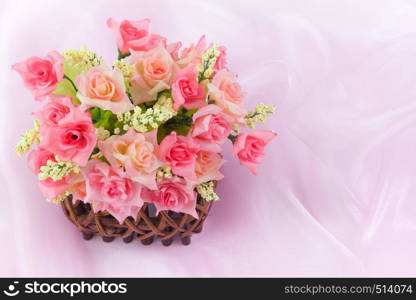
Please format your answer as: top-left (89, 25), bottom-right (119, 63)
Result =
top-left (61, 193), bottom-right (213, 246)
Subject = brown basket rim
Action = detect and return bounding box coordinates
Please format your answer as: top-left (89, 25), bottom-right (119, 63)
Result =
top-left (61, 193), bottom-right (213, 246)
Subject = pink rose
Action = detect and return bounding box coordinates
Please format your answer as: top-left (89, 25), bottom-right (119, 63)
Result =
top-left (171, 64), bottom-right (206, 111)
top-left (35, 95), bottom-right (74, 126)
top-left (166, 41), bottom-right (182, 61)
top-left (190, 104), bottom-right (232, 152)
top-left (39, 107), bottom-right (97, 166)
top-left (99, 129), bottom-right (160, 189)
top-left (75, 65), bottom-right (133, 114)
top-left (141, 176), bottom-right (197, 218)
top-left (69, 173), bottom-right (87, 201)
top-left (27, 147), bottom-right (55, 174)
top-left (211, 70), bottom-right (245, 104)
top-left (195, 151), bottom-right (225, 184)
top-left (107, 18), bottom-right (165, 55)
top-left (209, 69), bottom-right (246, 124)
top-left (27, 148), bottom-right (70, 199)
top-left (175, 35), bottom-right (206, 68)
top-left (82, 160), bottom-right (143, 223)
top-left (232, 130), bottom-right (277, 174)
top-left (159, 132), bottom-right (199, 180)
top-left (129, 44), bottom-right (177, 104)
top-left (214, 46), bottom-right (227, 71)
top-left (12, 51), bottom-right (64, 101)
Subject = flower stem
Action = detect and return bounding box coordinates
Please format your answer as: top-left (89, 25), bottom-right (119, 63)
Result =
top-left (63, 74), bottom-right (78, 92)
top-left (198, 61), bottom-right (210, 83)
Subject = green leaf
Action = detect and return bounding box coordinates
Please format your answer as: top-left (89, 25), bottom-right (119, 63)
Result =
top-left (99, 155), bottom-right (110, 164)
top-left (157, 114), bottom-right (193, 144)
top-left (88, 107), bottom-right (100, 123)
top-left (91, 147), bottom-right (100, 155)
top-left (183, 108), bottom-right (198, 117)
top-left (62, 58), bottom-right (92, 82)
top-left (156, 89), bottom-right (171, 99)
top-left (118, 49), bottom-right (131, 60)
top-left (228, 134), bottom-right (238, 144)
top-left (89, 107), bottom-right (120, 133)
top-left (142, 100), bottom-right (158, 109)
top-left (53, 79), bottom-right (80, 104)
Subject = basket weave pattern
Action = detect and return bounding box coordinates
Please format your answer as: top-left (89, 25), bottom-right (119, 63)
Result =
top-left (61, 194), bottom-right (213, 246)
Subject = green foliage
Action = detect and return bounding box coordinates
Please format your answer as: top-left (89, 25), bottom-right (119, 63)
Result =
top-left (54, 48), bottom-right (103, 104)
top-left (89, 107), bottom-right (122, 133)
top-left (141, 100), bottom-right (158, 109)
top-left (63, 60), bottom-right (80, 81)
top-left (118, 49), bottom-right (131, 60)
top-left (182, 107), bottom-right (198, 117)
top-left (53, 79), bottom-right (79, 104)
top-left (228, 134), bottom-right (238, 143)
top-left (157, 89), bottom-right (171, 99)
top-left (157, 113), bottom-right (193, 144)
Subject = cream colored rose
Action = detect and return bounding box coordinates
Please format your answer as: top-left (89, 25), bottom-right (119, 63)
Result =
top-left (99, 129), bottom-right (160, 189)
top-left (129, 44), bottom-right (178, 104)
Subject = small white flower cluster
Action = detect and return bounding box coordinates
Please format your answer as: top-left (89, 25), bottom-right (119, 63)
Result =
top-left (38, 157), bottom-right (80, 182)
top-left (156, 166), bottom-right (173, 182)
top-left (117, 95), bottom-right (177, 133)
top-left (245, 103), bottom-right (276, 129)
top-left (62, 47), bottom-right (103, 72)
top-left (15, 120), bottom-right (40, 156)
top-left (113, 59), bottom-right (134, 80)
top-left (95, 127), bottom-right (110, 141)
top-left (198, 44), bottom-right (221, 80)
top-left (196, 181), bottom-right (219, 202)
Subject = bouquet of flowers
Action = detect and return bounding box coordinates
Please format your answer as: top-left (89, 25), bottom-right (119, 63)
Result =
top-left (13, 18), bottom-right (276, 245)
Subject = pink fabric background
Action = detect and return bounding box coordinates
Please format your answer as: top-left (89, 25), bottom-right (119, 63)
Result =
top-left (1, 0), bottom-right (416, 277)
